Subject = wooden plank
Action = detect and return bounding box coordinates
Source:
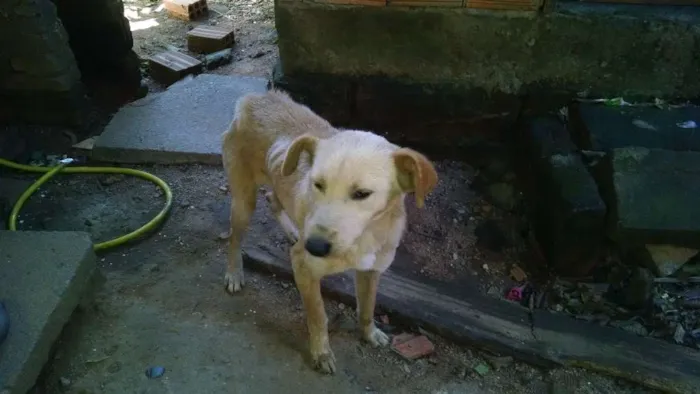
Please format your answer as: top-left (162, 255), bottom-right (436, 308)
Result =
top-left (465, 0), bottom-right (540, 10)
top-left (242, 244), bottom-right (700, 394)
top-left (388, 0), bottom-right (463, 7)
top-left (309, 0), bottom-right (387, 5)
top-left (579, 0), bottom-right (700, 5)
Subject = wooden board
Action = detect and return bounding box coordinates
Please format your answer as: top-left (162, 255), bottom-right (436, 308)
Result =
top-left (242, 244), bottom-right (700, 394)
top-left (579, 0), bottom-right (700, 5)
top-left (466, 0), bottom-right (541, 10)
top-left (388, 0), bottom-right (464, 7)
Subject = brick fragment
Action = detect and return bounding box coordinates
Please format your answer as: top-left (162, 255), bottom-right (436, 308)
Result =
top-left (187, 25), bottom-right (235, 54)
top-left (148, 50), bottom-right (202, 86)
top-left (391, 334), bottom-right (435, 360)
top-left (163, 0), bottom-right (209, 21)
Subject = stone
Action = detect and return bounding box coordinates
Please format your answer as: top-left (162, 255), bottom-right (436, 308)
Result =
top-left (644, 244), bottom-right (699, 277)
top-left (487, 183), bottom-right (516, 210)
top-left (148, 50), bottom-right (203, 86)
top-left (611, 147), bottom-right (700, 247)
top-left (391, 334), bottom-right (435, 361)
top-left (519, 116), bottom-right (606, 277)
top-left (0, 231), bottom-right (99, 394)
top-left (163, 0), bottom-right (209, 21)
top-left (93, 74), bottom-right (267, 164)
top-left (570, 103), bottom-right (700, 153)
top-left (187, 25), bottom-right (235, 54)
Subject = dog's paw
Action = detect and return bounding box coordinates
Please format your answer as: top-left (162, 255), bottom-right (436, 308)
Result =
top-left (364, 326), bottom-right (390, 348)
top-left (312, 351), bottom-right (337, 375)
top-left (224, 271), bottom-right (245, 294)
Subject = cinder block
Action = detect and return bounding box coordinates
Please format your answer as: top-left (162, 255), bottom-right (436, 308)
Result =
top-left (148, 50), bottom-right (202, 86)
top-left (186, 25), bottom-right (235, 54)
top-left (163, 0), bottom-right (208, 21)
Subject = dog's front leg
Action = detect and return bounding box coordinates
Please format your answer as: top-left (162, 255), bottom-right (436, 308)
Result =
top-left (291, 243), bottom-right (336, 374)
top-left (355, 269), bottom-right (390, 347)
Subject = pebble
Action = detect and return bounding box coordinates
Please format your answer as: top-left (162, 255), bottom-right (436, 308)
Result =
top-left (59, 377), bottom-right (71, 387)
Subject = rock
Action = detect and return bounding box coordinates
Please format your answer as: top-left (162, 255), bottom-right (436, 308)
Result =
top-left (614, 267), bottom-right (654, 310)
top-left (610, 147), bottom-right (700, 247)
top-left (487, 182), bottom-right (516, 210)
top-left (59, 377), bottom-right (71, 387)
top-left (472, 362), bottom-right (490, 376)
top-left (610, 320), bottom-right (648, 337)
top-left (483, 354), bottom-right (513, 370)
top-left (674, 325), bottom-right (687, 344)
top-left (519, 115), bottom-right (606, 277)
top-left (644, 244), bottom-right (698, 277)
top-left (474, 219), bottom-right (509, 252)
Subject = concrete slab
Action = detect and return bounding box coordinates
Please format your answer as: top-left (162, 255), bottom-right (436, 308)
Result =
top-left (92, 74), bottom-right (268, 165)
top-left (0, 231), bottom-right (98, 394)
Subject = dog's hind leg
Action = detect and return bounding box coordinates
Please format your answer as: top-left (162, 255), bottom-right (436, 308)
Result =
top-left (265, 191), bottom-right (299, 243)
top-left (224, 161), bottom-right (257, 294)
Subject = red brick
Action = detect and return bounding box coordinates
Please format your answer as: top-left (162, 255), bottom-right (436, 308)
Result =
top-left (391, 334), bottom-right (435, 360)
top-left (186, 25), bottom-right (235, 54)
top-left (148, 50), bottom-right (202, 86)
top-left (163, 0), bottom-right (209, 21)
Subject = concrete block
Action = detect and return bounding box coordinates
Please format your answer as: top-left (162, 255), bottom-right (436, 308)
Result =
top-left (148, 50), bottom-right (203, 86)
top-left (611, 147), bottom-right (700, 247)
top-left (0, 231), bottom-right (98, 394)
top-left (520, 116), bottom-right (606, 277)
top-left (163, 0), bottom-right (208, 21)
top-left (187, 25), bottom-right (235, 54)
top-left (570, 103), bottom-right (700, 152)
top-left (93, 74), bottom-right (267, 165)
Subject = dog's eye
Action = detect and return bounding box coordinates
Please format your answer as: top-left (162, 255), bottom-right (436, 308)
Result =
top-left (313, 181), bottom-right (325, 192)
top-left (351, 189), bottom-right (373, 201)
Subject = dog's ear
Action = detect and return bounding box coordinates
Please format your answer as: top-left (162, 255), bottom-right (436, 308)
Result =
top-left (281, 134), bottom-right (319, 176)
top-left (393, 148), bottom-right (438, 208)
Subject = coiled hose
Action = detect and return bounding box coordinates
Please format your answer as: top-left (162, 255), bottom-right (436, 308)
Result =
top-left (0, 157), bottom-right (173, 252)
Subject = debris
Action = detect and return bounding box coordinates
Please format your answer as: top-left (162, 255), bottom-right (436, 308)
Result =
top-left (483, 354), bottom-right (513, 370)
top-left (472, 362), bottom-right (490, 376)
top-left (645, 244), bottom-right (698, 277)
top-left (391, 334), bottom-right (435, 360)
top-left (163, 0), bottom-right (208, 21)
top-left (187, 25), bottom-right (235, 54)
top-left (204, 48), bottom-right (233, 70)
top-left (677, 120), bottom-right (697, 129)
top-left (148, 50), bottom-right (202, 86)
top-left (632, 119), bottom-right (657, 130)
top-left (59, 377), bottom-right (71, 388)
top-left (380, 315), bottom-right (390, 325)
top-left (145, 366), bottom-right (166, 379)
top-left (510, 264), bottom-right (527, 282)
top-left (219, 185), bottom-right (228, 192)
top-left (681, 289), bottom-right (700, 308)
top-left (506, 284), bottom-right (528, 302)
top-left (338, 302), bottom-right (345, 310)
top-left (85, 356), bottom-right (110, 364)
top-left (99, 175), bottom-right (124, 186)
top-left (674, 325), bottom-right (687, 344)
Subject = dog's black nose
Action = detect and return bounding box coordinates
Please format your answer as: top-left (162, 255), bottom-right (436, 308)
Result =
top-left (305, 236), bottom-right (332, 257)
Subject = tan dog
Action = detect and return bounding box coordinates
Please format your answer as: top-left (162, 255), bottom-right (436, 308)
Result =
top-left (221, 90), bottom-right (437, 374)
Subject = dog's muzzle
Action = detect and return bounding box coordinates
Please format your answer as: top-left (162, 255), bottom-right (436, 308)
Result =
top-left (304, 236), bottom-right (332, 257)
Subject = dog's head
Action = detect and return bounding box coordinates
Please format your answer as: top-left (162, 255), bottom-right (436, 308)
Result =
top-left (281, 130), bottom-right (438, 258)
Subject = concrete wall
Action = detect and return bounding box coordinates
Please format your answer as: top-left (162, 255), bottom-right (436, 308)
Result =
top-left (276, 1), bottom-right (700, 99)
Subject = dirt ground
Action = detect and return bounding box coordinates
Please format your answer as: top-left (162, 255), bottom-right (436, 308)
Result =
top-left (0, 161), bottom-right (648, 394)
top-left (0, 1), bottom-right (658, 392)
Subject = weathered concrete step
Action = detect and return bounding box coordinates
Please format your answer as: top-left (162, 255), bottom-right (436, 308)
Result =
top-left (92, 74), bottom-right (268, 165)
top-left (611, 147), bottom-right (700, 248)
top-left (570, 103), bottom-right (700, 152)
top-left (0, 231), bottom-right (99, 394)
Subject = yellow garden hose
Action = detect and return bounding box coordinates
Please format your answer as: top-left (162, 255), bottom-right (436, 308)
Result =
top-left (0, 157), bottom-right (173, 252)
